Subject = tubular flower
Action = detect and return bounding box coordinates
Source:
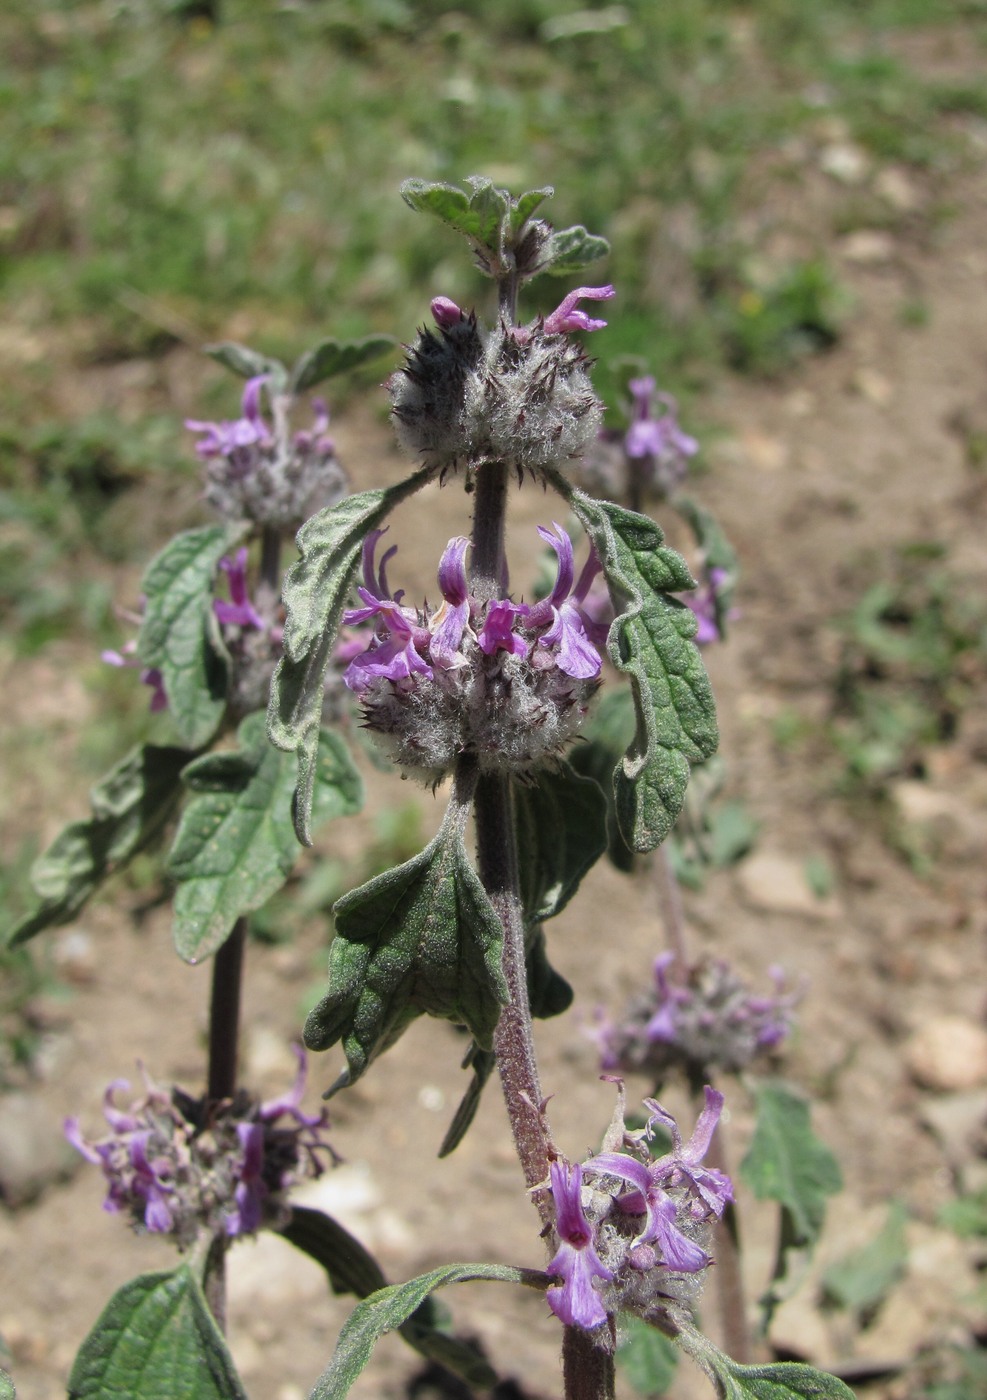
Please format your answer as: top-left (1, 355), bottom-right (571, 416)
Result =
top-left (341, 527), bottom-right (610, 781)
top-left (593, 954), bottom-right (800, 1080)
top-left (65, 1050), bottom-right (335, 1248)
top-left (576, 371), bottom-right (698, 503)
top-left (390, 290), bottom-right (611, 478)
top-left (545, 1161), bottom-right (614, 1329)
top-left (545, 1090), bottom-right (734, 1335)
top-left (186, 376), bottom-right (347, 529)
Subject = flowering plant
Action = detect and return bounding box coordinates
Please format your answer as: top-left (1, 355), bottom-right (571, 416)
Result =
top-left (4, 178), bottom-right (853, 1400)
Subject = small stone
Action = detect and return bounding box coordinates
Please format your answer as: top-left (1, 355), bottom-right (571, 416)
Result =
top-left (52, 927), bottom-right (96, 984)
top-left (852, 367), bottom-right (894, 407)
top-left (839, 230), bottom-right (896, 265)
top-left (906, 1017), bottom-right (987, 1092)
top-left (820, 142), bottom-right (869, 184)
top-left (875, 166), bottom-right (921, 213)
top-left (0, 1093), bottom-right (78, 1207)
top-left (737, 853), bottom-right (842, 920)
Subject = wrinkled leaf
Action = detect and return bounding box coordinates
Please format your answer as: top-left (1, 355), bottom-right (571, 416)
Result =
top-left (140, 525), bottom-right (244, 748)
top-left (308, 1262), bottom-right (543, 1400)
top-left (543, 225), bottom-right (610, 274)
top-left (169, 715), bottom-right (361, 963)
top-left (281, 1207), bottom-right (494, 1386)
top-left (9, 745), bottom-right (190, 945)
top-left (400, 177), bottom-right (507, 254)
top-left (204, 341), bottom-right (288, 390)
top-left (304, 805), bottom-right (507, 1090)
top-left (68, 1265), bottom-right (246, 1400)
top-left (268, 471), bottom-right (428, 843)
top-left (513, 763), bottom-right (608, 924)
top-left (677, 1325), bottom-right (855, 1400)
top-left (551, 482), bottom-right (718, 851)
top-left (618, 1316), bottom-right (678, 1397)
top-left (290, 336), bottom-right (396, 395)
top-left (741, 1082), bottom-right (842, 1327)
top-left (821, 1200), bottom-right (908, 1314)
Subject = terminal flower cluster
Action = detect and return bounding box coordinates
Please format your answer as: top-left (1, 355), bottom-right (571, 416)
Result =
top-left (545, 1087), bottom-right (732, 1331)
top-left (65, 1049), bottom-right (334, 1247)
top-left (186, 375), bottom-right (348, 529)
top-left (390, 289), bottom-right (613, 478)
top-left (341, 523), bottom-right (609, 780)
top-left (593, 954), bottom-right (799, 1081)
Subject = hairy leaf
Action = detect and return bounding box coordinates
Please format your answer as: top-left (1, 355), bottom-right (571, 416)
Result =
top-left (303, 805), bottom-right (507, 1090)
top-left (140, 525), bottom-right (244, 748)
top-left (510, 185), bottom-right (555, 235)
top-left (399, 178), bottom-right (506, 253)
top-left (307, 1263), bottom-right (543, 1400)
top-left (0, 1367), bottom-right (14, 1400)
top-left (68, 1266), bottom-right (246, 1400)
top-left (290, 336), bottom-right (396, 394)
top-left (513, 762), bottom-right (608, 923)
top-left (551, 482), bottom-right (718, 851)
top-left (268, 473), bottom-right (428, 844)
top-left (543, 225), bottom-right (611, 274)
top-left (618, 1316), bottom-right (678, 1397)
top-left (169, 714), bottom-right (361, 962)
top-left (282, 1208), bottom-right (495, 1387)
top-left (677, 1326), bottom-right (855, 1400)
top-left (204, 341), bottom-right (288, 390)
top-left (9, 745), bottom-right (190, 945)
top-left (439, 1043), bottom-right (497, 1158)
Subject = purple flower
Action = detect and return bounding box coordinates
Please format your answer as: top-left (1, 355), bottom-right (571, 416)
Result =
top-left (343, 530), bottom-right (433, 689)
top-left (683, 566), bottom-right (730, 647)
top-left (546, 1161), bottom-right (613, 1330)
top-left (542, 286), bottom-right (615, 337)
top-left (585, 1088), bottom-right (732, 1272)
top-left (430, 536), bottom-right (473, 670)
top-left (526, 523), bottom-right (605, 679)
top-left (477, 600), bottom-right (529, 658)
top-left (102, 641), bottom-right (168, 713)
top-left (186, 375), bottom-right (272, 462)
top-left (624, 377), bottom-right (698, 485)
top-left (431, 296), bottom-right (464, 328)
top-left (213, 548), bottom-right (265, 630)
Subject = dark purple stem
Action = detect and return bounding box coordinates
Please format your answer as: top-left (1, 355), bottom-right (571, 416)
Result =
top-left (563, 1322), bottom-right (616, 1400)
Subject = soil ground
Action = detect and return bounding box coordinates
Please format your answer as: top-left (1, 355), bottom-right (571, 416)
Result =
top-left (3, 45), bottom-right (987, 1400)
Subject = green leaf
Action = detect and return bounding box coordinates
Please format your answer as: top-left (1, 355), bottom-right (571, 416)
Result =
top-left (8, 745), bottom-right (190, 945)
top-left (169, 715), bottom-right (361, 963)
top-left (740, 1083), bottom-right (842, 1245)
top-left (303, 801), bottom-right (507, 1089)
top-left (278, 1209), bottom-right (498, 1387)
top-left (290, 336), bottom-right (396, 394)
top-left (268, 473), bottom-right (428, 844)
top-left (821, 1200), bottom-right (908, 1314)
top-left (567, 688), bottom-right (637, 871)
top-left (551, 484), bottom-right (719, 852)
top-left (618, 1316), bottom-right (678, 1397)
top-left (676, 1326), bottom-right (855, 1400)
top-left (0, 1366), bottom-right (14, 1400)
top-left (399, 178), bottom-right (507, 255)
top-left (438, 1043), bottom-right (496, 1158)
top-left (140, 525), bottom-right (244, 748)
top-left (307, 1262), bottom-right (542, 1400)
top-left (510, 185), bottom-right (554, 235)
top-left (740, 1082), bottom-right (842, 1327)
top-left (204, 341), bottom-right (288, 389)
top-left (68, 1265), bottom-right (247, 1400)
top-left (513, 762), bottom-right (608, 923)
top-left (543, 225), bottom-right (610, 274)
top-left (673, 495), bottom-right (739, 635)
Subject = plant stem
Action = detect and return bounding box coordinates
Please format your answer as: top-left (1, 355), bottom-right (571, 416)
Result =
top-left (562, 1323), bottom-right (616, 1400)
top-left (207, 917), bottom-right (246, 1104)
top-left (707, 1120), bottom-right (750, 1363)
top-left (652, 843), bottom-right (689, 977)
